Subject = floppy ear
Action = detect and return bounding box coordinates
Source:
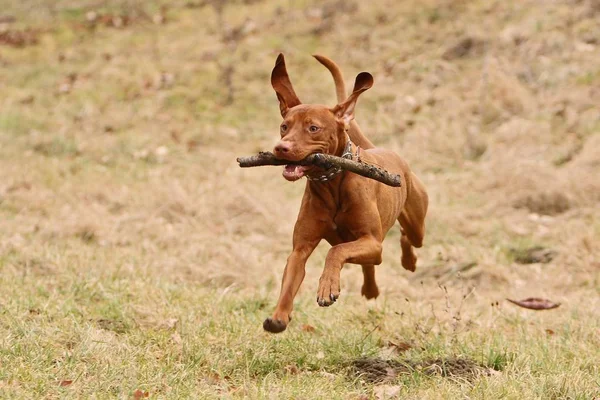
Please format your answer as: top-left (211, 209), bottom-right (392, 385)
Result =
top-left (332, 72), bottom-right (373, 126)
top-left (271, 53), bottom-right (302, 117)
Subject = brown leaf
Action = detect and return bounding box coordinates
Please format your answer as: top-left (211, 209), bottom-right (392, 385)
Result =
top-left (59, 380), bottom-right (73, 387)
top-left (507, 297), bottom-right (560, 310)
top-left (284, 364), bottom-right (299, 375)
top-left (545, 329), bottom-right (555, 335)
top-left (133, 389), bottom-right (149, 399)
top-left (386, 341), bottom-right (412, 353)
top-left (301, 324), bottom-right (316, 333)
top-left (186, 139), bottom-right (201, 152)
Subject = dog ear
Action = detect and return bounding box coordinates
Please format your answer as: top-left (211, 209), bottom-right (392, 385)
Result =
top-left (332, 72), bottom-right (373, 126)
top-left (271, 54), bottom-right (301, 117)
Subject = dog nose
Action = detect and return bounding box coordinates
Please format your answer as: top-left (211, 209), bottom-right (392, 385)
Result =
top-left (274, 142), bottom-right (291, 157)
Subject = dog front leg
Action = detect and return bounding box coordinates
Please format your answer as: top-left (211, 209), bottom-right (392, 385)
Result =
top-left (317, 236), bottom-right (382, 306)
top-left (263, 242), bottom-right (319, 333)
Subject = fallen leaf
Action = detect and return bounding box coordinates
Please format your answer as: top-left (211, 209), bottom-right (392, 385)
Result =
top-left (545, 329), bottom-right (555, 335)
top-left (186, 139), bottom-right (201, 152)
top-left (284, 364), bottom-right (299, 375)
top-left (301, 324), bottom-right (315, 333)
top-left (133, 389), bottom-right (149, 399)
top-left (374, 384), bottom-right (401, 399)
top-left (386, 340), bottom-right (412, 353)
top-left (507, 297), bottom-right (560, 310)
top-left (59, 380), bottom-right (73, 387)
top-left (205, 372), bottom-right (221, 384)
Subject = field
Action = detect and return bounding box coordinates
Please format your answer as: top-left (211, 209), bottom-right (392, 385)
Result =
top-left (1, 0), bottom-right (599, 398)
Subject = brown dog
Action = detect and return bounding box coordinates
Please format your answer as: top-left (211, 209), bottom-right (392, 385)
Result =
top-left (263, 54), bottom-right (428, 333)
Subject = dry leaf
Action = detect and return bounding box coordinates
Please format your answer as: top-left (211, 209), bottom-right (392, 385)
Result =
top-left (186, 139), bottom-right (201, 152)
top-left (374, 384), bottom-right (401, 399)
top-left (133, 389), bottom-right (149, 399)
top-left (284, 364), bottom-right (299, 375)
top-left (387, 341), bottom-right (412, 353)
top-left (545, 329), bottom-right (555, 335)
top-left (301, 324), bottom-right (316, 333)
top-left (59, 380), bottom-right (73, 387)
top-left (507, 297), bottom-right (560, 310)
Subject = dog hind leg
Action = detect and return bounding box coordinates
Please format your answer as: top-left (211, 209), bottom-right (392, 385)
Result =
top-left (361, 264), bottom-right (380, 299)
top-left (398, 173), bottom-right (428, 271)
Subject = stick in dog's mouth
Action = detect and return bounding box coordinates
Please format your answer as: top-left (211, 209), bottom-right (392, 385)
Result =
top-left (237, 151), bottom-right (402, 187)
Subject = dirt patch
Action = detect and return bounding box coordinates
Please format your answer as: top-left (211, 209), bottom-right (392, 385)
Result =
top-left (442, 36), bottom-right (486, 60)
top-left (513, 191), bottom-right (572, 215)
top-left (351, 357), bottom-right (497, 383)
top-left (510, 246), bottom-right (556, 264)
top-left (95, 318), bottom-right (131, 334)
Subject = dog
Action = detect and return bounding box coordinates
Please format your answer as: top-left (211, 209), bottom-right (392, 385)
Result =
top-left (262, 54), bottom-right (428, 333)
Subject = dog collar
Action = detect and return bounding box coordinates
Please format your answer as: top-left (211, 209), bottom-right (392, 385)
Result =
top-left (306, 136), bottom-right (358, 182)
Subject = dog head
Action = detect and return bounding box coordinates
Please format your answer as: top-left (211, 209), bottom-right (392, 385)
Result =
top-left (271, 54), bottom-right (373, 181)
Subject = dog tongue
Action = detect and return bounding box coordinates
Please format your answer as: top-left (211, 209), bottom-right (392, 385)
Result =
top-left (282, 165), bottom-right (306, 181)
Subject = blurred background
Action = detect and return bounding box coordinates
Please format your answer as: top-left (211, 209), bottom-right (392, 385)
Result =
top-left (0, 0), bottom-right (598, 397)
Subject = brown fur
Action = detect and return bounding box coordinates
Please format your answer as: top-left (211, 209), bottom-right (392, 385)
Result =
top-left (263, 54), bottom-right (429, 333)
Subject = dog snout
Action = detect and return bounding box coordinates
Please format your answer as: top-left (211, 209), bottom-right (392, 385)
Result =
top-left (274, 142), bottom-right (292, 157)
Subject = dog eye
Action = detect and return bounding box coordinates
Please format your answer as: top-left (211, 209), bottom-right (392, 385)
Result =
top-left (309, 125), bottom-right (319, 133)
top-left (280, 124), bottom-right (288, 132)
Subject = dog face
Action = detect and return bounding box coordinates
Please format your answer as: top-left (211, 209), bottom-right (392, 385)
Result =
top-left (270, 54), bottom-right (373, 181)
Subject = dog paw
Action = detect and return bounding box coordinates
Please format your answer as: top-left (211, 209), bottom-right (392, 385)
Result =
top-left (361, 284), bottom-right (380, 300)
top-left (317, 277), bottom-right (340, 307)
top-left (263, 317), bottom-right (288, 333)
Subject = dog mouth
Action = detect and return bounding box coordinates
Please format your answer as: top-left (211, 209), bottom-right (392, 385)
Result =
top-left (282, 164), bottom-right (310, 181)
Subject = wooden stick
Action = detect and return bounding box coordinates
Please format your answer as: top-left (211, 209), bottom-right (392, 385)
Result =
top-left (236, 152), bottom-right (402, 187)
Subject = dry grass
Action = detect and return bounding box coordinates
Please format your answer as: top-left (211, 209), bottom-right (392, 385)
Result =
top-left (0, 0), bottom-right (599, 398)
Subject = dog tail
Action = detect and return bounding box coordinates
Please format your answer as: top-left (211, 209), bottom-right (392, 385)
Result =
top-left (313, 54), bottom-right (347, 103)
top-left (313, 54), bottom-right (376, 149)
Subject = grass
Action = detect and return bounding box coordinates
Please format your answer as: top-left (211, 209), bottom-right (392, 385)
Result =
top-left (1, 0), bottom-right (600, 398)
